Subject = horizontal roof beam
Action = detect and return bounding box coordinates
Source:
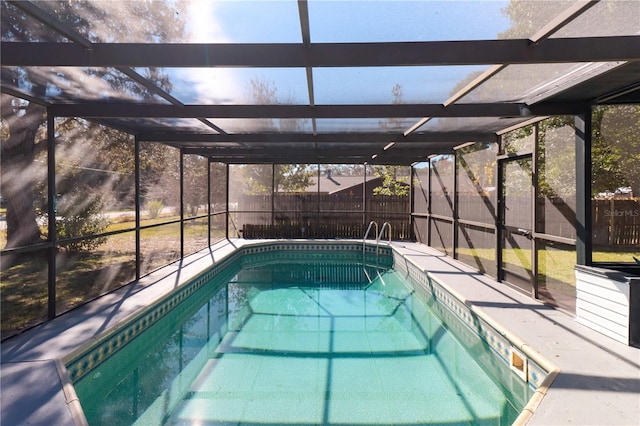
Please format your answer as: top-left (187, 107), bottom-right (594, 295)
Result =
top-left (48, 102), bottom-right (586, 118)
top-left (139, 131), bottom-right (499, 144)
top-left (181, 144), bottom-right (455, 156)
top-left (3, 37), bottom-right (639, 67)
top-left (198, 157), bottom-right (432, 165)
top-left (183, 150), bottom-right (453, 165)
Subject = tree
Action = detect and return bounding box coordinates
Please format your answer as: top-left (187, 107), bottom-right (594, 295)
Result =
top-left (499, 1), bottom-right (568, 39)
top-left (372, 165), bottom-right (409, 196)
top-left (457, 142), bottom-right (497, 195)
top-left (239, 164), bottom-right (273, 195)
top-left (500, 0), bottom-right (640, 40)
top-left (537, 116), bottom-right (576, 200)
top-left (183, 154), bottom-right (209, 216)
top-left (372, 85), bottom-right (410, 196)
top-left (238, 77), bottom-right (314, 194)
top-left (377, 83), bottom-right (404, 130)
top-left (1, 1), bottom-right (187, 249)
top-left (491, 0), bottom-right (640, 230)
top-left (237, 164), bottom-right (314, 195)
top-left (209, 161), bottom-right (227, 208)
top-left (141, 145), bottom-right (181, 210)
top-left (592, 105), bottom-right (640, 196)
top-left (499, 0), bottom-right (640, 195)
top-left (275, 164), bottom-right (314, 193)
top-left (327, 164), bottom-right (365, 177)
top-left (0, 95), bottom-right (46, 247)
top-left (378, 83), bottom-right (405, 132)
top-left (54, 118), bottom-right (137, 210)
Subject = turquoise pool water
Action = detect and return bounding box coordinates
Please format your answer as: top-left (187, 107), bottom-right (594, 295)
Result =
top-left (73, 250), bottom-right (531, 425)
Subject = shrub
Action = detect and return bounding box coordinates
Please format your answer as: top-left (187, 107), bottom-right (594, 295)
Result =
top-left (55, 191), bottom-right (108, 252)
top-left (145, 199), bottom-right (164, 219)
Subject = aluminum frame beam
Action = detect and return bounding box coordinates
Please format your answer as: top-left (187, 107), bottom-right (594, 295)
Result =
top-left (47, 102), bottom-right (586, 119)
top-left (182, 152), bottom-right (454, 165)
top-left (3, 37), bottom-right (640, 67)
top-left (181, 144), bottom-right (455, 156)
top-left (138, 131), bottom-right (499, 144)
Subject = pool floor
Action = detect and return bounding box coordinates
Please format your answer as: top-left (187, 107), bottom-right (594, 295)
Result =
top-left (122, 269), bottom-right (520, 425)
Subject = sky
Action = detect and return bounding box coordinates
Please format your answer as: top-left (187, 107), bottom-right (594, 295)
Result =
top-left (4, 0), bottom-right (634, 139)
top-left (174, 1), bottom-right (511, 108)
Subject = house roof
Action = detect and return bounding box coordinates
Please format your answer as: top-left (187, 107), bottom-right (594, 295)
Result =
top-left (289, 174), bottom-right (381, 195)
top-left (2, 0), bottom-right (639, 165)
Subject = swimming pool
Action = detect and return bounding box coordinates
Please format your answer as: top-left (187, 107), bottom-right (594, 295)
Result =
top-left (67, 243), bottom-right (543, 425)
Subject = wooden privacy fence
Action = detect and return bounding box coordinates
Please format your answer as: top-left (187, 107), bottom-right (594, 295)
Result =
top-left (237, 193), bottom-right (411, 240)
top-left (235, 194), bottom-right (639, 245)
top-left (592, 198), bottom-right (640, 247)
top-left (243, 218), bottom-right (411, 240)
top-left (457, 195), bottom-right (639, 247)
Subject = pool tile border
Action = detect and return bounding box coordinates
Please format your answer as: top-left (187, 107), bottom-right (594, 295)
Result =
top-left (64, 250), bottom-right (243, 382)
top-left (393, 250), bottom-right (555, 391)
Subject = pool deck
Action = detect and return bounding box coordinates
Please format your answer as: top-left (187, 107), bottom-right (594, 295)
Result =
top-left (1, 239), bottom-right (639, 425)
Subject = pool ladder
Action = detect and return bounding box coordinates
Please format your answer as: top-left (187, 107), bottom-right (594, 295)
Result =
top-left (362, 221), bottom-right (392, 283)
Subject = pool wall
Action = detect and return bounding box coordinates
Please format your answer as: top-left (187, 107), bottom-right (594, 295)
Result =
top-left (392, 250), bottom-right (559, 424)
top-left (63, 240), bottom-right (557, 425)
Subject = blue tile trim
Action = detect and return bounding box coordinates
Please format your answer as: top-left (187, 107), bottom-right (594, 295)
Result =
top-left (400, 258), bottom-right (548, 391)
top-left (66, 252), bottom-right (242, 382)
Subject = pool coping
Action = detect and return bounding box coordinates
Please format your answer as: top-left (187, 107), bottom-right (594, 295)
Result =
top-left (392, 249), bottom-right (560, 425)
top-left (1, 238), bottom-right (245, 425)
top-left (2, 239), bottom-right (639, 425)
top-left (392, 242), bottom-right (640, 426)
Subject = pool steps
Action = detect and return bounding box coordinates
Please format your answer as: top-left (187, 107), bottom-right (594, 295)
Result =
top-left (362, 220), bottom-right (392, 267)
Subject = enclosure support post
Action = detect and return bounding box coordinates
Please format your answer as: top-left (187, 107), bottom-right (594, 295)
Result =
top-left (207, 159), bottom-right (211, 248)
top-left (271, 164), bottom-right (275, 230)
top-left (179, 149), bottom-right (184, 258)
top-left (427, 158), bottom-right (432, 247)
top-left (576, 112), bottom-right (592, 265)
top-left (409, 165), bottom-right (414, 241)
top-left (317, 165), bottom-right (321, 235)
top-left (532, 124), bottom-right (540, 299)
top-left (225, 163), bottom-right (229, 240)
top-left (496, 148), bottom-right (503, 282)
top-left (453, 152), bottom-right (459, 259)
top-left (47, 112), bottom-right (56, 319)
top-left (135, 137), bottom-right (141, 280)
top-left (363, 165), bottom-right (367, 232)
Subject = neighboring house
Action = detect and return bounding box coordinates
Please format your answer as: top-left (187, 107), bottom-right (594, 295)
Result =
top-left (278, 170), bottom-right (406, 197)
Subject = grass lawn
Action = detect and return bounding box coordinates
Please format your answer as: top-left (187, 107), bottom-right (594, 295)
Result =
top-left (0, 219), bottom-right (225, 338)
top-left (456, 246), bottom-right (639, 288)
top-left (1, 216), bottom-right (637, 338)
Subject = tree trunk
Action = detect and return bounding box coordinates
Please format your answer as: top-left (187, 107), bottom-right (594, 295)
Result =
top-left (1, 99), bottom-right (46, 249)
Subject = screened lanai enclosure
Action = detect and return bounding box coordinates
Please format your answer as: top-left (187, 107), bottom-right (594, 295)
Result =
top-left (1, 0), bottom-right (639, 339)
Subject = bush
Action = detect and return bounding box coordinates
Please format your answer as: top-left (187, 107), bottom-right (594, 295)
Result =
top-left (145, 199), bottom-right (164, 219)
top-left (55, 191), bottom-right (108, 252)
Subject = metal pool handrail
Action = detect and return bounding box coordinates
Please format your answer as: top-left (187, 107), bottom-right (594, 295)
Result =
top-left (363, 220), bottom-right (378, 245)
top-left (375, 222), bottom-right (392, 275)
top-left (363, 220), bottom-right (379, 271)
top-left (377, 222), bottom-right (392, 247)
